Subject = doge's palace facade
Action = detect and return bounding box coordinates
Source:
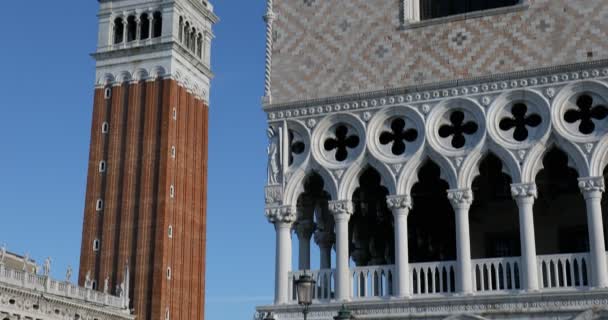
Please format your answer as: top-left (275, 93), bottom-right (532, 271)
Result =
top-left (257, 0), bottom-right (608, 319)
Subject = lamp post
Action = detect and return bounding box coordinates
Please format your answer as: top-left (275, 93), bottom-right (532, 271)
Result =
top-left (334, 305), bottom-right (354, 320)
top-left (295, 273), bottom-right (315, 320)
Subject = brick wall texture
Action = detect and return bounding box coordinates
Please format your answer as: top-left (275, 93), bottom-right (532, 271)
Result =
top-left (270, 0), bottom-right (608, 104)
top-left (78, 79), bottom-right (208, 320)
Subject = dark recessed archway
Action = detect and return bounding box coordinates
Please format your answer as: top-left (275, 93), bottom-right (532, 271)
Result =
top-left (410, 161), bottom-right (456, 262)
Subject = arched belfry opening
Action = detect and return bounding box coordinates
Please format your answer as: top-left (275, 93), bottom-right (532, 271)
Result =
top-left (349, 167), bottom-right (394, 267)
top-left (410, 161), bottom-right (456, 262)
top-left (534, 148), bottom-right (588, 255)
top-left (469, 154), bottom-right (519, 259)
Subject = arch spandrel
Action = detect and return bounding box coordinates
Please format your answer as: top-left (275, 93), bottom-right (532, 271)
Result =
top-left (282, 164), bottom-right (337, 206)
top-left (590, 135), bottom-right (608, 177)
top-left (338, 157), bottom-right (396, 200)
top-left (397, 151), bottom-right (458, 195)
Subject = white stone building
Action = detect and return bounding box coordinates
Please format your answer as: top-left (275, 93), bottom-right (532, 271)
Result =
top-left (256, 0), bottom-right (608, 319)
top-left (0, 249), bottom-right (132, 320)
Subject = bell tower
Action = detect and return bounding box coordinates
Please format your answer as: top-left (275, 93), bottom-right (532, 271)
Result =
top-left (78, 1), bottom-right (217, 320)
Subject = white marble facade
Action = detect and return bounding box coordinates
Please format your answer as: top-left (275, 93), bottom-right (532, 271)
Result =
top-left (258, 1), bottom-right (608, 319)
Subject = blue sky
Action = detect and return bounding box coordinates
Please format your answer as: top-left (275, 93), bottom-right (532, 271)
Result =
top-left (0, 1), bottom-right (276, 319)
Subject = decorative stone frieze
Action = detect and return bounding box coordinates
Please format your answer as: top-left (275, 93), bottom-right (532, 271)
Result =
top-left (265, 205), bottom-right (297, 224)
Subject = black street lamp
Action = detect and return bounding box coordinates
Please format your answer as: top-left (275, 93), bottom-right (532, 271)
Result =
top-left (334, 305), bottom-right (354, 320)
top-left (295, 273), bottom-right (316, 320)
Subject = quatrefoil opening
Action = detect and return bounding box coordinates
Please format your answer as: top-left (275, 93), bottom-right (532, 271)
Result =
top-left (499, 103), bottom-right (542, 142)
top-left (324, 125), bottom-right (360, 162)
top-left (438, 111), bottom-right (479, 149)
top-left (379, 118), bottom-right (418, 156)
top-left (564, 94), bottom-right (608, 135)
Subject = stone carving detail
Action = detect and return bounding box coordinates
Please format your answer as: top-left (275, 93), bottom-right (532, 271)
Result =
top-left (439, 111), bottom-right (479, 149)
top-left (499, 103), bottom-right (542, 142)
top-left (267, 126), bottom-right (281, 185)
top-left (328, 200), bottom-right (354, 219)
top-left (265, 185), bottom-right (283, 204)
top-left (324, 125), bottom-right (360, 161)
top-left (66, 265), bottom-right (73, 283)
top-left (578, 177), bottom-right (606, 193)
top-left (386, 195), bottom-right (413, 211)
top-left (565, 94), bottom-right (608, 135)
top-left (43, 257), bottom-right (52, 276)
top-left (447, 189), bottom-right (474, 208)
top-left (380, 118), bottom-right (418, 156)
top-left (0, 243), bottom-right (5, 264)
top-left (511, 183), bottom-right (538, 198)
top-left (265, 205), bottom-right (297, 224)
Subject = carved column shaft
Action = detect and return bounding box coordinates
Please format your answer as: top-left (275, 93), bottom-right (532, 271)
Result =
top-left (387, 195), bottom-right (412, 298)
top-left (511, 183), bottom-right (539, 291)
top-left (314, 231), bottom-right (335, 270)
top-left (295, 219), bottom-right (315, 270)
top-left (329, 200), bottom-right (354, 301)
top-left (448, 188), bottom-right (474, 294)
top-left (579, 177), bottom-right (608, 288)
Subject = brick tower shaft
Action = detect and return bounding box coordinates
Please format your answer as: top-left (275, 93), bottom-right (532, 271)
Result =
top-left (78, 2), bottom-right (217, 320)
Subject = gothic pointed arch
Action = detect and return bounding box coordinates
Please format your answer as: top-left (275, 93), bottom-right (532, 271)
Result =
top-left (283, 166), bottom-right (337, 206)
top-left (338, 158), bottom-right (396, 201)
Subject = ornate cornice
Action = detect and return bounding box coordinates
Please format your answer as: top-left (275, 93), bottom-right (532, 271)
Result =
top-left (511, 183), bottom-right (538, 199)
top-left (386, 195), bottom-right (413, 212)
top-left (578, 177), bottom-right (606, 194)
top-left (265, 205), bottom-right (297, 224)
top-left (328, 200), bottom-right (354, 220)
top-left (447, 188), bottom-right (474, 209)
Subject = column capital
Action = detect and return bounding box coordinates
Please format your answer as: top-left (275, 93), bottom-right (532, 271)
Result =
top-left (328, 200), bottom-right (354, 221)
top-left (386, 195), bottom-right (412, 214)
top-left (511, 182), bottom-right (538, 199)
top-left (447, 188), bottom-right (473, 209)
top-left (265, 205), bottom-right (296, 224)
top-left (314, 231), bottom-right (335, 248)
top-left (578, 176), bottom-right (605, 195)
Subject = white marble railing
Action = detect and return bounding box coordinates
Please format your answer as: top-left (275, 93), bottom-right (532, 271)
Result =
top-left (351, 265), bottom-right (394, 299)
top-left (0, 264), bottom-right (127, 309)
top-left (410, 261), bottom-right (456, 296)
top-left (289, 269), bottom-right (335, 302)
top-left (472, 256), bottom-right (521, 293)
top-left (537, 253), bottom-right (590, 289)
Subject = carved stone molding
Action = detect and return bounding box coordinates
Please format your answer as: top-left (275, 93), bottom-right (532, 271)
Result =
top-left (578, 176), bottom-right (606, 193)
top-left (265, 205), bottom-right (297, 224)
top-left (328, 200), bottom-right (354, 220)
top-left (386, 195), bottom-right (413, 212)
top-left (510, 183), bottom-right (538, 199)
top-left (447, 188), bottom-right (474, 209)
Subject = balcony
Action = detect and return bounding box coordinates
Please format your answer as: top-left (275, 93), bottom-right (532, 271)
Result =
top-left (287, 252), bottom-right (600, 304)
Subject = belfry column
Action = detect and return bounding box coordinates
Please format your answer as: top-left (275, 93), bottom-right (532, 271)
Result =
top-left (266, 206), bottom-right (296, 304)
top-left (386, 195), bottom-right (412, 298)
top-left (579, 177), bottom-right (608, 288)
top-left (314, 231), bottom-right (334, 269)
top-left (295, 219), bottom-right (315, 271)
top-left (511, 183), bottom-right (539, 291)
top-left (448, 188), bottom-right (474, 294)
top-left (329, 200), bottom-right (353, 301)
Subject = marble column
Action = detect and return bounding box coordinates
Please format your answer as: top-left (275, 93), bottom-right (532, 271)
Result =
top-left (295, 220), bottom-right (315, 271)
top-left (511, 183), bottom-right (539, 291)
top-left (579, 177), bottom-right (608, 288)
top-left (447, 188), bottom-right (474, 294)
top-left (329, 200), bottom-right (354, 301)
top-left (266, 205), bottom-right (296, 304)
top-left (314, 231), bottom-right (335, 270)
top-left (386, 195), bottom-right (412, 298)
